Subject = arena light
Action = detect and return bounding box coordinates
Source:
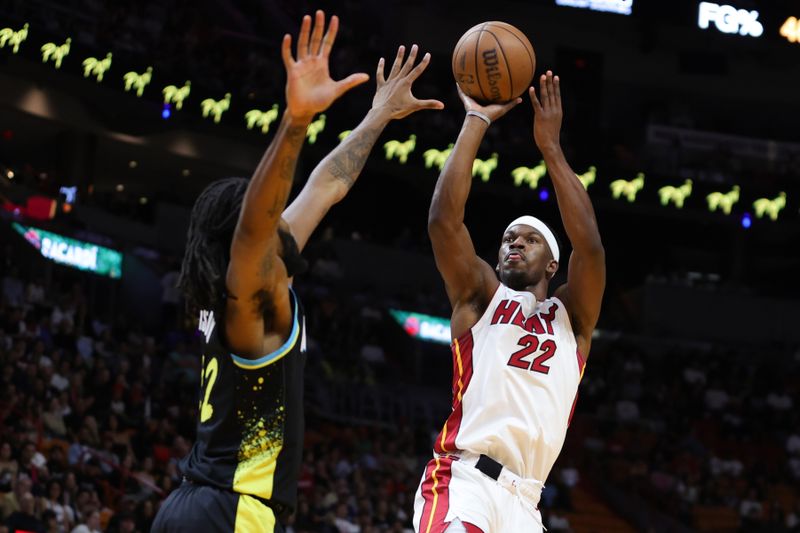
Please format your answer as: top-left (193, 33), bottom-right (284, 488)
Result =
top-left (658, 179), bottom-right (693, 208)
top-left (472, 153), bottom-right (499, 182)
top-left (706, 186), bottom-right (739, 214)
top-left (82, 52), bottom-right (112, 82)
top-left (0, 23), bottom-right (29, 53)
top-left (610, 173), bottom-right (645, 202)
top-left (201, 93), bottom-right (231, 123)
top-left (59, 186), bottom-right (77, 203)
top-left (389, 309), bottom-right (451, 345)
top-left (161, 103), bottom-right (171, 120)
top-left (12, 223), bottom-right (123, 278)
top-left (41, 38), bottom-right (71, 68)
top-left (780, 17), bottom-right (800, 43)
top-left (539, 188), bottom-right (550, 201)
top-left (163, 81), bottom-right (191, 110)
top-left (423, 144), bottom-right (454, 171)
top-left (752, 192), bottom-right (786, 220)
top-left (306, 114), bottom-right (326, 144)
top-left (741, 213), bottom-right (752, 228)
top-left (245, 105), bottom-right (279, 134)
top-left (698, 2), bottom-right (763, 37)
top-left (512, 161), bottom-right (547, 189)
top-left (577, 166), bottom-right (596, 190)
top-left (123, 67), bottom-right (153, 97)
top-left (555, 0), bottom-right (633, 16)
top-left (384, 134), bottom-right (416, 163)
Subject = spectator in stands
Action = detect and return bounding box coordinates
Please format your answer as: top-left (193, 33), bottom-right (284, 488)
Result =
top-left (4, 491), bottom-right (43, 533)
top-left (26, 278), bottom-right (46, 309)
top-left (43, 398), bottom-right (68, 439)
top-left (70, 509), bottom-right (102, 533)
top-left (0, 443), bottom-right (18, 489)
top-left (1, 268), bottom-right (23, 309)
top-left (42, 509), bottom-right (59, 533)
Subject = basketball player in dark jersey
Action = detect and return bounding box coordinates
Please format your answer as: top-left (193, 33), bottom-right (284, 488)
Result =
top-left (150, 10), bottom-right (443, 533)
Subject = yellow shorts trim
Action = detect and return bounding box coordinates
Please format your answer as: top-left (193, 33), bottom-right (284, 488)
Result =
top-left (234, 494), bottom-right (276, 533)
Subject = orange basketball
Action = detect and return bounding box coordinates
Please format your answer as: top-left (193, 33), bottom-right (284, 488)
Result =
top-left (452, 21), bottom-right (536, 104)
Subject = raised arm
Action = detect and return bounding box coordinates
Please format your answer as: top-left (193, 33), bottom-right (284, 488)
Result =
top-left (225, 11), bottom-right (368, 358)
top-left (531, 71), bottom-right (605, 355)
top-left (428, 87), bottom-right (520, 337)
top-left (283, 44), bottom-right (443, 252)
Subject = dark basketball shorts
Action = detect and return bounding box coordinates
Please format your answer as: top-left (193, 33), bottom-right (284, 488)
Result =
top-left (151, 481), bottom-right (283, 533)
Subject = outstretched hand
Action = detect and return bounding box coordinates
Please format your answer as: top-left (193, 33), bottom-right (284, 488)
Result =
top-left (457, 85), bottom-right (522, 124)
top-left (371, 44), bottom-right (444, 120)
top-left (281, 10), bottom-right (369, 120)
top-left (529, 70), bottom-right (563, 153)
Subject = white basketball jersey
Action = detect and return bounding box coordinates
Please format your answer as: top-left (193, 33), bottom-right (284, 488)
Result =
top-left (433, 284), bottom-right (586, 483)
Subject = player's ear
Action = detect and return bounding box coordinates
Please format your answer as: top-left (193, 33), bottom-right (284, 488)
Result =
top-left (546, 259), bottom-right (558, 280)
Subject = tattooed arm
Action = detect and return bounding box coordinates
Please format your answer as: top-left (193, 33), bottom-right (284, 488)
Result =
top-left (225, 11), bottom-right (368, 358)
top-left (283, 43), bottom-right (443, 252)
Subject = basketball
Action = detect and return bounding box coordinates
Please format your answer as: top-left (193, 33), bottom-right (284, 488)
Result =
top-left (452, 21), bottom-right (536, 104)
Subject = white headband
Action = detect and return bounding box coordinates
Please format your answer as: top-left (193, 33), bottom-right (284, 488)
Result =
top-left (505, 216), bottom-right (560, 262)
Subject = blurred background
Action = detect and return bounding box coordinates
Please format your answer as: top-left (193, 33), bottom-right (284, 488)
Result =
top-left (0, 0), bottom-right (798, 531)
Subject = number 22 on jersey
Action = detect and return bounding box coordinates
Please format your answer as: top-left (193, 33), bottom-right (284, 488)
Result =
top-left (199, 355), bottom-right (219, 423)
top-left (507, 335), bottom-right (557, 374)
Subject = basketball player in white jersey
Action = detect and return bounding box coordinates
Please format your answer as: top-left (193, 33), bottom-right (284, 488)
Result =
top-left (415, 71), bottom-right (605, 532)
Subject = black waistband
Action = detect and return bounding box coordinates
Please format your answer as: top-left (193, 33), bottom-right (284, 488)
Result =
top-left (475, 454), bottom-right (504, 481)
top-left (182, 477), bottom-right (288, 517)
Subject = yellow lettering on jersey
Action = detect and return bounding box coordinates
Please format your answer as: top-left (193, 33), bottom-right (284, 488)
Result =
top-left (200, 357), bottom-right (218, 423)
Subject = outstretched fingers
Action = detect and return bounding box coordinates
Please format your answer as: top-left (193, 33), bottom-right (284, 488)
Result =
top-left (296, 14), bottom-right (311, 60)
top-left (309, 10), bottom-right (325, 56)
top-left (538, 73), bottom-right (549, 109)
top-left (408, 52), bottom-right (431, 81)
top-left (529, 86), bottom-right (542, 113)
top-left (281, 34), bottom-right (294, 68)
top-left (543, 70), bottom-right (557, 109)
top-left (388, 45), bottom-right (406, 80)
top-left (376, 57), bottom-right (386, 85)
top-left (320, 14), bottom-right (339, 57)
top-left (553, 74), bottom-right (561, 105)
top-left (399, 44), bottom-right (419, 76)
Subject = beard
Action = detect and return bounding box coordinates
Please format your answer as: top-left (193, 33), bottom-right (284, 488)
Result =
top-left (500, 268), bottom-right (538, 291)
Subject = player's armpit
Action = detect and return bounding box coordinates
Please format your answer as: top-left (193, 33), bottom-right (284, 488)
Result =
top-left (553, 248), bottom-right (605, 356)
top-left (224, 235), bottom-right (293, 359)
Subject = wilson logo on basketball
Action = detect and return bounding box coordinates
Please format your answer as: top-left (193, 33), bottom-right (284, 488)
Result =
top-left (482, 48), bottom-right (502, 101)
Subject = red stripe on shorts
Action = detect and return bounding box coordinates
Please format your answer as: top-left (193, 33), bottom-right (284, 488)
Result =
top-left (418, 456), bottom-right (454, 533)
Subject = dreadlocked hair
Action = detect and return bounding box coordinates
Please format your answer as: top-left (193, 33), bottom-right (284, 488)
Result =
top-left (178, 177), bottom-right (248, 312)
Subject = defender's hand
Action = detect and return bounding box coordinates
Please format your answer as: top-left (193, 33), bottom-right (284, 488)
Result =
top-left (281, 10), bottom-right (369, 120)
top-left (457, 84), bottom-right (522, 124)
top-left (529, 70), bottom-right (563, 153)
top-left (371, 44), bottom-right (444, 120)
